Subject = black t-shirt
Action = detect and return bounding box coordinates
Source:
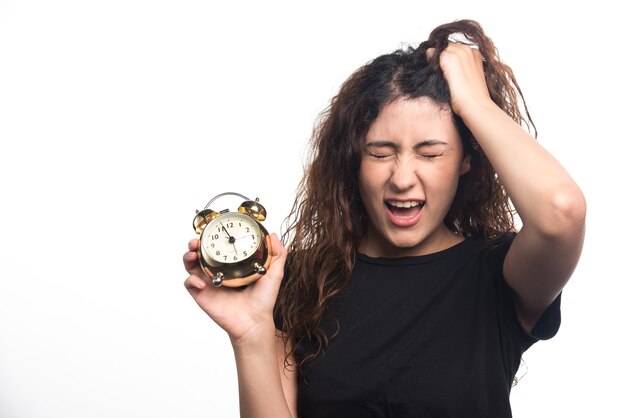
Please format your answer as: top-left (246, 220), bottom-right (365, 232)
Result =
top-left (289, 236), bottom-right (561, 418)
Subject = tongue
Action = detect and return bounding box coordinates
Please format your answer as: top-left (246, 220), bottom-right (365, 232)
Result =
top-left (389, 205), bottom-right (420, 218)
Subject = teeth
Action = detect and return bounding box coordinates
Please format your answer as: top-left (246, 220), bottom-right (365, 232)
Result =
top-left (387, 201), bottom-right (423, 208)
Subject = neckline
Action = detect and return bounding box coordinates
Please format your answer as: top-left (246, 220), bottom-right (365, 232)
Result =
top-left (356, 236), bottom-right (476, 266)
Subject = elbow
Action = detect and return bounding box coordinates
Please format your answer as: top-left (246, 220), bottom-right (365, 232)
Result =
top-left (537, 185), bottom-right (587, 239)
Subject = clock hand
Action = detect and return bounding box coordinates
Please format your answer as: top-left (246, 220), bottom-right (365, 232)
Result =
top-left (220, 222), bottom-right (238, 254)
top-left (233, 234), bottom-right (254, 246)
top-left (220, 222), bottom-right (236, 243)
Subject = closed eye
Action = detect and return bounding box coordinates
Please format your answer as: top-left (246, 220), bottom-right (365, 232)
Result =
top-left (366, 150), bottom-right (393, 159)
top-left (364, 142), bottom-right (396, 159)
top-left (419, 152), bottom-right (444, 160)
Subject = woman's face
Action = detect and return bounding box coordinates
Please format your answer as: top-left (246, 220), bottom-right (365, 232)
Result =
top-left (358, 97), bottom-right (470, 257)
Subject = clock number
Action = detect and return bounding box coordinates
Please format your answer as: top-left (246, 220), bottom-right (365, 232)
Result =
top-left (243, 251), bottom-right (248, 257)
top-left (246, 227), bottom-right (250, 232)
top-left (216, 250), bottom-right (221, 256)
top-left (227, 222), bottom-right (234, 228)
top-left (233, 256), bottom-right (238, 261)
top-left (212, 234), bottom-right (219, 240)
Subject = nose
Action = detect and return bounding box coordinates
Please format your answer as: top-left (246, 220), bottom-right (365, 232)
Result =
top-left (389, 158), bottom-right (419, 192)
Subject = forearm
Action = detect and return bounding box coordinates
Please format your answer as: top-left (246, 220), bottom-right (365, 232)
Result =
top-left (232, 325), bottom-right (294, 418)
top-left (462, 102), bottom-right (586, 235)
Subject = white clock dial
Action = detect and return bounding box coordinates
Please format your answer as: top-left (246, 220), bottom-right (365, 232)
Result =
top-left (201, 212), bottom-right (262, 264)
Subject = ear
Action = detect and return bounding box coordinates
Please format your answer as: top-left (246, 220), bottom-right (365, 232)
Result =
top-left (460, 154), bottom-right (471, 175)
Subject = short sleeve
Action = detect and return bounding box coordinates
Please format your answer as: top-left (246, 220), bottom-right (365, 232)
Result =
top-left (520, 292), bottom-right (561, 349)
top-left (484, 233), bottom-right (562, 351)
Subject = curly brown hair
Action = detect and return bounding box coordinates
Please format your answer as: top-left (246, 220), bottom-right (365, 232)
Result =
top-left (276, 19), bottom-right (536, 368)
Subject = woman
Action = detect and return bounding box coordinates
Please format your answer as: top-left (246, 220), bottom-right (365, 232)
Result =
top-left (183, 19), bottom-right (585, 417)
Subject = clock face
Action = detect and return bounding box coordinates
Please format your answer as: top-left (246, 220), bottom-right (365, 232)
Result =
top-left (201, 212), bottom-right (263, 264)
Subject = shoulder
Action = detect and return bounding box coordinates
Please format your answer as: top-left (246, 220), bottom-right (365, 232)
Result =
top-left (485, 232), bottom-right (516, 252)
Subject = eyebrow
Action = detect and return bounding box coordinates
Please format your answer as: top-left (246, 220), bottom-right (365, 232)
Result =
top-left (365, 139), bottom-right (448, 150)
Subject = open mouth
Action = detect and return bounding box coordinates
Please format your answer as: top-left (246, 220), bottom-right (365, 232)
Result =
top-left (385, 200), bottom-right (424, 219)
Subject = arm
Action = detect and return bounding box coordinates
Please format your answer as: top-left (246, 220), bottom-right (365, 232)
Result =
top-left (232, 329), bottom-right (298, 418)
top-left (183, 234), bottom-right (297, 417)
top-left (439, 44), bottom-right (586, 331)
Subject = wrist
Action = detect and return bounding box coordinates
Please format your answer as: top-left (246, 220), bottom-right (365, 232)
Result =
top-left (456, 99), bottom-right (505, 133)
top-left (455, 97), bottom-right (497, 120)
top-left (229, 320), bottom-right (277, 353)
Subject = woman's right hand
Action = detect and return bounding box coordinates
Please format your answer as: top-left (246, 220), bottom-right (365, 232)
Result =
top-left (183, 233), bottom-right (288, 345)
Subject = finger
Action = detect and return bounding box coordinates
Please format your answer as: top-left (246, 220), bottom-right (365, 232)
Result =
top-left (183, 248), bottom-right (205, 277)
top-left (254, 233), bottom-right (288, 291)
top-left (188, 238), bottom-right (199, 251)
top-left (471, 47), bottom-right (484, 63)
top-left (263, 233), bottom-right (287, 276)
top-left (269, 233), bottom-right (288, 272)
top-left (184, 274), bottom-right (207, 295)
top-left (443, 42), bottom-right (482, 62)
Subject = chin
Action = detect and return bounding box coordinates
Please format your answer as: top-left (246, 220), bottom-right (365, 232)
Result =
top-left (390, 237), bottom-right (422, 249)
top-left (385, 233), bottom-right (427, 253)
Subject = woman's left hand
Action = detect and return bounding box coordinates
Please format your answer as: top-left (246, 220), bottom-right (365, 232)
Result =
top-left (429, 43), bottom-right (493, 119)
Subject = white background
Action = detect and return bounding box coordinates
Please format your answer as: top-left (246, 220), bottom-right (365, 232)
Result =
top-left (1, 1), bottom-right (624, 417)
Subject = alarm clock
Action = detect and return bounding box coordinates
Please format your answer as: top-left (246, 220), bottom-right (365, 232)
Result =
top-left (192, 192), bottom-right (273, 287)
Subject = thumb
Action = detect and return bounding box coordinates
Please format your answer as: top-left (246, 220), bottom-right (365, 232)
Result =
top-left (255, 233), bottom-right (288, 296)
